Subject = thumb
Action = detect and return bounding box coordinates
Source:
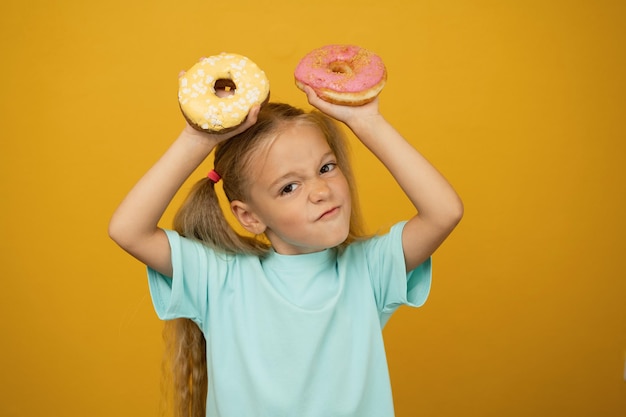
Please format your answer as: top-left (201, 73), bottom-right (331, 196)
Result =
top-left (222, 104), bottom-right (260, 139)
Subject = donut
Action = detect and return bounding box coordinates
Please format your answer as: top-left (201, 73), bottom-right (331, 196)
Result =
top-left (294, 45), bottom-right (386, 106)
top-left (178, 53), bottom-right (270, 133)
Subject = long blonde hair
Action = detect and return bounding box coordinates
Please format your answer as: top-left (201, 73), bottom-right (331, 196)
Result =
top-left (163, 102), bottom-right (366, 417)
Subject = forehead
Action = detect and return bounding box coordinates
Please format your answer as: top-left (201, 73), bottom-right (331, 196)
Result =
top-left (249, 121), bottom-right (332, 182)
top-left (269, 122), bottom-right (329, 159)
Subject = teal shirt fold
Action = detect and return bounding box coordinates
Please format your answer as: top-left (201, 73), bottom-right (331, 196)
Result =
top-left (148, 221), bottom-right (432, 417)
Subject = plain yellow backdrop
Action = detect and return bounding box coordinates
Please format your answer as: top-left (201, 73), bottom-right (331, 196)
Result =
top-left (1, 0), bottom-right (625, 416)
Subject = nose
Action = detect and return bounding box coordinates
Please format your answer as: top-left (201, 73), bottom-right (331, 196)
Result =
top-left (309, 178), bottom-right (331, 203)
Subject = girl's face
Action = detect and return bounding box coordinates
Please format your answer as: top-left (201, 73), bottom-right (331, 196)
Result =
top-left (232, 122), bottom-right (352, 255)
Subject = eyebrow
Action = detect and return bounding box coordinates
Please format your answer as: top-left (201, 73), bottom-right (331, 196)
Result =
top-left (268, 150), bottom-right (336, 189)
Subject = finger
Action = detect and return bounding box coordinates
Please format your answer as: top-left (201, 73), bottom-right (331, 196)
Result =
top-left (303, 86), bottom-right (328, 109)
top-left (227, 105), bottom-right (260, 137)
top-left (245, 104), bottom-right (261, 126)
top-left (304, 85), bottom-right (321, 104)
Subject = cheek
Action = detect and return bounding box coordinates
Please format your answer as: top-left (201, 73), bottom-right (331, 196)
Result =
top-left (336, 176), bottom-right (351, 201)
top-left (267, 200), bottom-right (304, 226)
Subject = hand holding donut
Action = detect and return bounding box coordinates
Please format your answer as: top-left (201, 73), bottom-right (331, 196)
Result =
top-left (302, 84), bottom-right (380, 128)
top-left (180, 104), bottom-right (261, 147)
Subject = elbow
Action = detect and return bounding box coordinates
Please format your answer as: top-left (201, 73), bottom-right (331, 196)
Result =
top-left (451, 197), bottom-right (464, 225)
top-left (439, 196), bottom-right (464, 233)
top-left (108, 214), bottom-right (130, 249)
top-left (449, 196), bottom-right (464, 230)
top-left (108, 218), bottom-right (123, 247)
top-left (108, 213), bottom-right (161, 256)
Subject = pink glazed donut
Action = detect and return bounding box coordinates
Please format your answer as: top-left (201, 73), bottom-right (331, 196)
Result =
top-left (294, 45), bottom-right (386, 106)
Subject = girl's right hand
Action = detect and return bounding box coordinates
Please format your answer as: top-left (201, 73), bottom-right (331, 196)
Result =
top-left (181, 104), bottom-right (261, 146)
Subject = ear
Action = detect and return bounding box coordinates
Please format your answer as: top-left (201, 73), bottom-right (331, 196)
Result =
top-left (230, 200), bottom-right (267, 235)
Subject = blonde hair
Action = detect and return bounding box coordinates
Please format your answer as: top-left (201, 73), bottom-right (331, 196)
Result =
top-left (163, 102), bottom-right (366, 417)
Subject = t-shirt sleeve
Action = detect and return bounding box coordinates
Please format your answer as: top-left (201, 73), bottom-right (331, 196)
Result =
top-left (146, 229), bottom-right (214, 327)
top-left (364, 221), bottom-right (432, 326)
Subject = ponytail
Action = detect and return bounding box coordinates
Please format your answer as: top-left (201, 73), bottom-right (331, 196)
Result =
top-left (173, 178), bottom-right (267, 255)
top-left (162, 318), bottom-right (207, 417)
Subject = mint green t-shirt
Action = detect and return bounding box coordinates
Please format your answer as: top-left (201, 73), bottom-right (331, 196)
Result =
top-left (148, 221), bottom-right (431, 417)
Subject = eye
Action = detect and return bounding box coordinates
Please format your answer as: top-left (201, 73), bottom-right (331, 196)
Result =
top-left (320, 162), bottom-right (336, 174)
top-left (280, 183), bottom-right (299, 195)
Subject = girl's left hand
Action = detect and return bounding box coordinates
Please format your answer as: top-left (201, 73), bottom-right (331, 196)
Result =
top-left (302, 86), bottom-right (381, 128)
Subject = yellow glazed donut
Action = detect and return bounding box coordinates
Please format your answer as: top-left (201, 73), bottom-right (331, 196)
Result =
top-left (178, 53), bottom-right (270, 133)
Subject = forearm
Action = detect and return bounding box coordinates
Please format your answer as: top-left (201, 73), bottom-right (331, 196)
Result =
top-left (109, 127), bottom-right (217, 248)
top-left (303, 87), bottom-right (461, 268)
top-left (348, 115), bottom-right (463, 228)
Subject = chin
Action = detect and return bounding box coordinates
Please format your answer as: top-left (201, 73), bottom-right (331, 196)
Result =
top-left (329, 229), bottom-right (351, 248)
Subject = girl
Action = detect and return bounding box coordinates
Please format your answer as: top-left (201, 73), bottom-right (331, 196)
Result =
top-left (109, 85), bottom-right (463, 417)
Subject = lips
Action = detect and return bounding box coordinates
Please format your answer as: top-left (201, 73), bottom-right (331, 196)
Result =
top-left (317, 206), bottom-right (339, 220)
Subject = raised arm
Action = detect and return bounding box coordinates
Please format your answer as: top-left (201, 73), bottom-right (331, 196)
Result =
top-left (108, 109), bottom-right (259, 277)
top-left (304, 88), bottom-right (463, 271)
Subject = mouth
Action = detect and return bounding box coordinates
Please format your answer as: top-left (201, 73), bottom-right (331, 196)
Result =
top-left (317, 206), bottom-right (340, 220)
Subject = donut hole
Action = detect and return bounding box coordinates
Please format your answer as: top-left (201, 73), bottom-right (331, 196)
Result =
top-left (214, 78), bottom-right (237, 98)
top-left (329, 61), bottom-right (353, 75)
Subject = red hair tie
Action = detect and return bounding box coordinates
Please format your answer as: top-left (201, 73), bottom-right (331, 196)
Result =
top-left (207, 169), bottom-right (221, 183)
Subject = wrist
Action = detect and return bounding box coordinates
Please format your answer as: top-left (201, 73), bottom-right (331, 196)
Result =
top-left (178, 124), bottom-right (220, 151)
top-left (347, 113), bottom-right (386, 136)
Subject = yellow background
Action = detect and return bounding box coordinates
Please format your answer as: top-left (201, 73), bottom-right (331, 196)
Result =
top-left (2, 0), bottom-right (625, 415)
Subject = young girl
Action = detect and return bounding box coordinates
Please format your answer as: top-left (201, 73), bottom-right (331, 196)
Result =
top-left (109, 85), bottom-right (463, 417)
